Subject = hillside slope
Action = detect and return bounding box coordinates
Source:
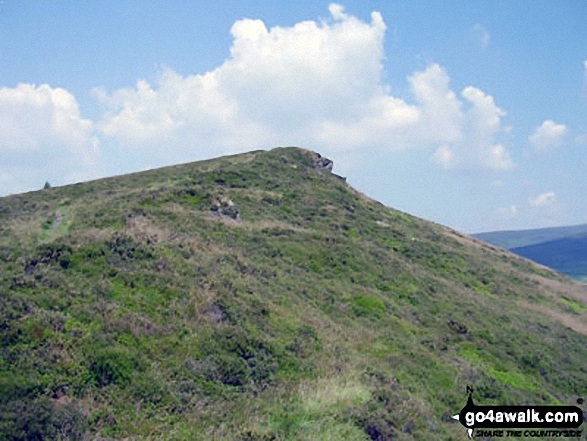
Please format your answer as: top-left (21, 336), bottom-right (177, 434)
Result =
top-left (1, 147), bottom-right (586, 440)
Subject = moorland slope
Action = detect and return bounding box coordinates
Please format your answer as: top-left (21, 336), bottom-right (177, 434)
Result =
top-left (1, 148), bottom-right (586, 440)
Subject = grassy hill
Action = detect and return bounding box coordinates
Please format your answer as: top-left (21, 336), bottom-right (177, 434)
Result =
top-left (475, 226), bottom-right (587, 282)
top-left (1, 147), bottom-right (586, 440)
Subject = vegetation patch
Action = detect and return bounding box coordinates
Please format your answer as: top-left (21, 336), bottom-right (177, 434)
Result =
top-left (559, 296), bottom-right (587, 314)
top-left (351, 294), bottom-right (386, 318)
top-left (488, 367), bottom-right (537, 391)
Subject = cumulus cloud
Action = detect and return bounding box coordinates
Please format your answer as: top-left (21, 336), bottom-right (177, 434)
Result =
top-left (430, 85), bottom-right (512, 171)
top-left (472, 24), bottom-right (490, 48)
top-left (97, 4), bottom-right (390, 159)
top-left (409, 64), bottom-right (463, 145)
top-left (461, 87), bottom-right (512, 170)
top-left (529, 191), bottom-right (556, 208)
top-left (0, 83), bottom-right (100, 194)
top-left (528, 120), bottom-right (567, 151)
top-left (95, 4), bottom-right (513, 172)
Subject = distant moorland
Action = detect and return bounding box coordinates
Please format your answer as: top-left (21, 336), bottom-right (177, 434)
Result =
top-left (475, 225), bottom-right (587, 282)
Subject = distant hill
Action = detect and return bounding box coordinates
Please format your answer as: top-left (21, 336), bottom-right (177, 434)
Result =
top-left (511, 236), bottom-right (587, 283)
top-left (1, 147), bottom-right (586, 440)
top-left (474, 223), bottom-right (587, 249)
top-left (475, 225), bottom-right (587, 282)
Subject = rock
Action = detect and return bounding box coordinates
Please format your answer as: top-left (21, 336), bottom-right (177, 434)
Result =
top-left (448, 319), bottom-right (468, 334)
top-left (220, 204), bottom-right (239, 219)
top-left (203, 303), bottom-right (226, 322)
top-left (310, 152), bottom-right (333, 171)
top-left (212, 198), bottom-right (240, 220)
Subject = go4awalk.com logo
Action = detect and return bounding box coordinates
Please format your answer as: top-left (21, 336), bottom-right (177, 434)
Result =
top-left (451, 388), bottom-right (584, 438)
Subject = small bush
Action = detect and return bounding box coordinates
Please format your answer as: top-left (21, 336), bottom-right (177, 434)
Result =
top-left (197, 328), bottom-right (279, 387)
top-left (130, 373), bottom-right (171, 405)
top-left (88, 347), bottom-right (136, 387)
top-left (0, 397), bottom-right (87, 441)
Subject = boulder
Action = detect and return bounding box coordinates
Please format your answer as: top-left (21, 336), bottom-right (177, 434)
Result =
top-left (212, 198), bottom-right (240, 220)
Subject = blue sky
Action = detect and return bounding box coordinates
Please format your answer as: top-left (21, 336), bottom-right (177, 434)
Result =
top-left (1, 1), bottom-right (586, 233)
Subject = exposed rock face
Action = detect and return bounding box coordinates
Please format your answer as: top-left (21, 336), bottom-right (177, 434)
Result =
top-left (310, 152), bottom-right (333, 171)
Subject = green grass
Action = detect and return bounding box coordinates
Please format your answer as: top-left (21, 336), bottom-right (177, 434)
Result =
top-left (559, 296), bottom-right (587, 314)
top-left (487, 368), bottom-right (537, 391)
top-left (0, 147), bottom-right (586, 440)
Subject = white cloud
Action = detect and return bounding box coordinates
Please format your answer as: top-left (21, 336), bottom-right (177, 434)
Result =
top-left (528, 120), bottom-right (567, 151)
top-left (409, 64), bottom-right (463, 145)
top-left (495, 205), bottom-right (517, 219)
top-left (0, 83), bottom-right (100, 194)
top-left (529, 191), bottom-right (556, 208)
top-left (97, 4), bottom-right (391, 159)
top-left (0, 83), bottom-right (96, 152)
top-left (431, 85), bottom-right (513, 170)
top-left (461, 87), bottom-right (512, 170)
top-left (95, 4), bottom-right (513, 173)
top-left (473, 24), bottom-right (490, 48)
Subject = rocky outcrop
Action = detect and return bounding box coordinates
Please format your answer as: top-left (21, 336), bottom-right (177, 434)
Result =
top-left (310, 152), bottom-right (333, 172)
top-left (212, 198), bottom-right (240, 220)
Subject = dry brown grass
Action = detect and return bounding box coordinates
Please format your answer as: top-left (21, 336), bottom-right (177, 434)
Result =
top-left (125, 214), bottom-right (172, 243)
top-left (518, 301), bottom-right (587, 336)
top-left (527, 274), bottom-right (587, 303)
top-left (200, 212), bottom-right (312, 234)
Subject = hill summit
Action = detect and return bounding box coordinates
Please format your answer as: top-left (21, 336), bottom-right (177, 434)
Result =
top-left (1, 147), bottom-right (586, 440)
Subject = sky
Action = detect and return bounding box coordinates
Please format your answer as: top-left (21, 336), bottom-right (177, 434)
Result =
top-left (1, 1), bottom-right (586, 233)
